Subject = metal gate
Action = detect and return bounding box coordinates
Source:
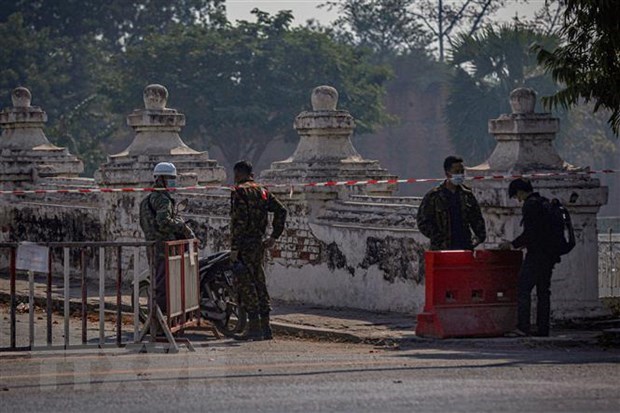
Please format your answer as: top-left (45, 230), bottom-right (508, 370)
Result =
top-left (0, 241), bottom-right (155, 351)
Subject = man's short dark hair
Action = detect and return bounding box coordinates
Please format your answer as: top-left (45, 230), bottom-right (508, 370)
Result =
top-left (508, 178), bottom-right (534, 198)
top-left (443, 155), bottom-right (464, 172)
top-left (233, 160), bottom-right (253, 175)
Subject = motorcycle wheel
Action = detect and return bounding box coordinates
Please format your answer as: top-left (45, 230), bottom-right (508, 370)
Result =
top-left (208, 280), bottom-right (247, 337)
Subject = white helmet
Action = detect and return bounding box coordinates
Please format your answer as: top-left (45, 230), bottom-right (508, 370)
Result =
top-left (153, 162), bottom-right (177, 178)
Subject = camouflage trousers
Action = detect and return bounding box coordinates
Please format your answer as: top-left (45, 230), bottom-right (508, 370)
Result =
top-left (236, 246), bottom-right (271, 317)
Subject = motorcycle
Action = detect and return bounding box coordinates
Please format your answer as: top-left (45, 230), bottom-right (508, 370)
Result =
top-left (198, 250), bottom-right (247, 337)
top-left (132, 250), bottom-right (247, 338)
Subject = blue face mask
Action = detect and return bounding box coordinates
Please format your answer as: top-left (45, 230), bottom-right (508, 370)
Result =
top-left (166, 179), bottom-right (177, 188)
top-left (449, 174), bottom-right (465, 186)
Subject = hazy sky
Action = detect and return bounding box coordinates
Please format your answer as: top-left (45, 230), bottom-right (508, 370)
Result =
top-left (225, 0), bottom-right (544, 25)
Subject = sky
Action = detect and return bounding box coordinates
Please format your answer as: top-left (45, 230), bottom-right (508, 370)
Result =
top-left (225, 0), bottom-right (544, 26)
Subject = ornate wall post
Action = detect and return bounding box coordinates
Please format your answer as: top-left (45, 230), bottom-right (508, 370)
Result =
top-left (95, 84), bottom-right (225, 187)
top-left (261, 85), bottom-right (396, 199)
top-left (469, 88), bottom-right (609, 319)
top-left (0, 87), bottom-right (83, 188)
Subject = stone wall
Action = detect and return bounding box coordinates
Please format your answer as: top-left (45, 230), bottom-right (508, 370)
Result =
top-left (0, 85), bottom-right (611, 318)
top-left (265, 194), bottom-right (426, 312)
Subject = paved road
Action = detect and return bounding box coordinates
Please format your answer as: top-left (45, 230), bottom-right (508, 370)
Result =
top-left (1, 337), bottom-right (619, 413)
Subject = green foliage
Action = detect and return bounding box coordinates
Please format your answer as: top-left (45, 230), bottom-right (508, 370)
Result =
top-left (323, 0), bottom-right (519, 61)
top-left (111, 9), bottom-right (392, 166)
top-left (0, 13), bottom-right (112, 176)
top-left (534, 0), bottom-right (620, 135)
top-left (1, 4), bottom-right (393, 174)
top-left (446, 25), bottom-right (560, 163)
top-left (0, 0), bottom-right (227, 49)
top-left (321, 0), bottom-right (431, 59)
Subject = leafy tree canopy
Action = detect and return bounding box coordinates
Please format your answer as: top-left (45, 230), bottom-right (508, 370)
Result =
top-left (322, 0), bottom-right (522, 61)
top-left (0, 13), bottom-right (112, 175)
top-left (106, 9), bottom-right (393, 167)
top-left (0, 0), bottom-right (227, 49)
top-left (535, 0), bottom-right (620, 135)
top-left (446, 25), bottom-right (560, 163)
top-left (321, 0), bottom-right (432, 59)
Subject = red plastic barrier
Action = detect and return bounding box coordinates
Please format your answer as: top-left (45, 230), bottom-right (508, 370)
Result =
top-left (415, 249), bottom-right (522, 339)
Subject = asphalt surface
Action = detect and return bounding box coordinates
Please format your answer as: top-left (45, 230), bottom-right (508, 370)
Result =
top-left (2, 335), bottom-right (619, 413)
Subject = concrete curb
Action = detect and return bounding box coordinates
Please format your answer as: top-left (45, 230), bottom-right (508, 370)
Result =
top-left (1, 291), bottom-right (609, 349)
top-left (271, 321), bottom-right (365, 344)
top-left (271, 320), bottom-right (605, 348)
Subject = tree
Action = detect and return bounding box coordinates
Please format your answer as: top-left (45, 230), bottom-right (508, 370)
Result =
top-left (416, 0), bottom-right (521, 61)
top-left (527, 0), bottom-right (565, 36)
top-left (0, 0), bottom-right (227, 51)
top-left (323, 0), bottom-right (523, 61)
top-left (535, 0), bottom-right (620, 135)
top-left (446, 25), bottom-right (561, 163)
top-left (0, 13), bottom-right (112, 176)
top-left (109, 10), bottom-right (393, 167)
top-left (321, 0), bottom-right (431, 59)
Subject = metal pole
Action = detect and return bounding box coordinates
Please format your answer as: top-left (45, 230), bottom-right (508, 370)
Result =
top-left (81, 248), bottom-right (88, 345)
top-left (195, 240), bottom-right (201, 326)
top-left (47, 248), bottom-right (53, 346)
top-left (116, 246), bottom-right (122, 346)
top-left (28, 270), bottom-right (34, 350)
top-left (180, 242), bottom-right (186, 334)
top-left (63, 247), bottom-right (70, 348)
top-left (611, 228), bottom-right (616, 296)
top-left (133, 247), bottom-right (140, 343)
top-left (165, 243), bottom-right (171, 322)
top-left (99, 247), bottom-right (105, 346)
top-left (149, 245), bottom-right (156, 343)
top-left (10, 247), bottom-right (16, 349)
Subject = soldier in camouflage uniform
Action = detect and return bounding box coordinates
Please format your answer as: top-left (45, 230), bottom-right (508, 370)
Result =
top-left (139, 162), bottom-right (194, 313)
top-left (416, 156), bottom-right (486, 250)
top-left (230, 160), bottom-right (287, 341)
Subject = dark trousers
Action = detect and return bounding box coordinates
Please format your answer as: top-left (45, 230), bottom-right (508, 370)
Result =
top-left (517, 254), bottom-right (555, 335)
top-left (238, 246), bottom-right (270, 318)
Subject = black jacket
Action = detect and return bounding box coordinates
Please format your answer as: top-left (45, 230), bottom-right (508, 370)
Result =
top-left (511, 192), bottom-right (558, 261)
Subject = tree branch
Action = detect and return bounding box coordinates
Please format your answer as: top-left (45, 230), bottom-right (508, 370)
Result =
top-left (468, 0), bottom-right (492, 36)
top-left (444, 0), bottom-right (474, 36)
top-left (411, 12), bottom-right (439, 36)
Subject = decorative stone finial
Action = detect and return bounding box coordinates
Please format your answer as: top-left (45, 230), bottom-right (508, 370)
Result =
top-left (143, 84), bottom-right (168, 110)
top-left (96, 84), bottom-right (225, 187)
top-left (12, 87), bottom-right (32, 108)
top-left (510, 87), bottom-right (537, 114)
top-left (311, 86), bottom-right (338, 111)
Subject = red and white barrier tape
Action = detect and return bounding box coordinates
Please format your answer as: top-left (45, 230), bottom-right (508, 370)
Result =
top-left (0, 169), bottom-right (616, 196)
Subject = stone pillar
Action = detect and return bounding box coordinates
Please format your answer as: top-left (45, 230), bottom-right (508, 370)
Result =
top-left (261, 85), bottom-right (396, 197)
top-left (469, 87), bottom-right (609, 319)
top-left (0, 87), bottom-right (83, 188)
top-left (95, 84), bottom-right (225, 187)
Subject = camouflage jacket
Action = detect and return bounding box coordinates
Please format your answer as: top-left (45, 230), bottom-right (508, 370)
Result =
top-left (139, 190), bottom-right (190, 242)
top-left (416, 182), bottom-right (486, 250)
top-left (230, 178), bottom-right (287, 250)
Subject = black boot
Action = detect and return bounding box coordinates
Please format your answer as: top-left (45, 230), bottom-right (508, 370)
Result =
top-left (235, 316), bottom-right (263, 341)
top-left (261, 314), bottom-right (273, 340)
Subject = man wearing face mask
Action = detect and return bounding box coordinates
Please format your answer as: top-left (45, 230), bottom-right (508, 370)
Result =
top-left (139, 162), bottom-right (195, 314)
top-left (416, 155), bottom-right (486, 250)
